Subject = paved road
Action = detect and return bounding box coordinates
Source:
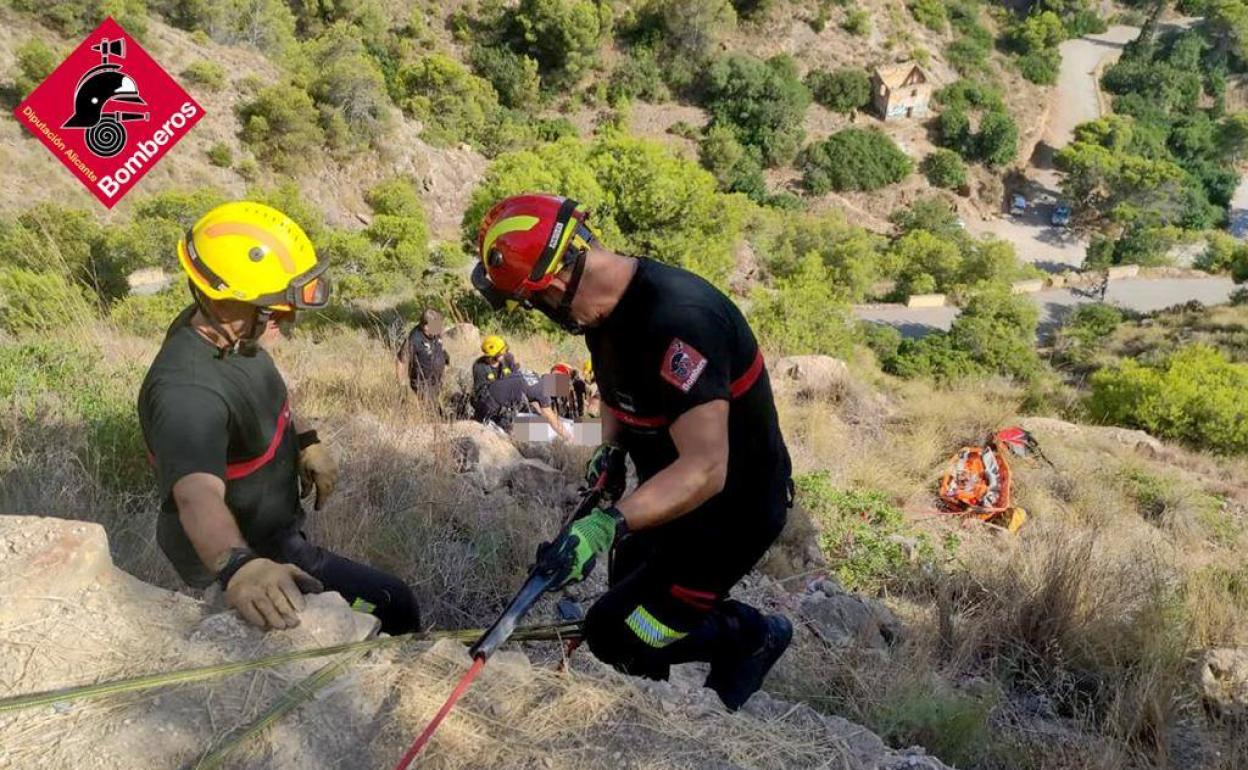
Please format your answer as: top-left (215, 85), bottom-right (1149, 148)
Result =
top-left (854, 276), bottom-right (1239, 339)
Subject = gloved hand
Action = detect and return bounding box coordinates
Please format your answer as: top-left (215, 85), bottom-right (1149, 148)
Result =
top-left (585, 443), bottom-right (626, 501)
top-left (297, 431), bottom-right (338, 511)
top-left (536, 506), bottom-right (627, 589)
top-left (225, 558), bottom-right (324, 630)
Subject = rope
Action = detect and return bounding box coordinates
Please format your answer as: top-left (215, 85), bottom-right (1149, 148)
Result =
top-left (0, 622), bottom-right (581, 715)
top-left (391, 657), bottom-right (487, 770)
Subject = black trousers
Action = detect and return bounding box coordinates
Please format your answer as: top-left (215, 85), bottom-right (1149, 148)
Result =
top-left (583, 478), bottom-right (789, 680)
top-left (266, 528), bottom-right (422, 636)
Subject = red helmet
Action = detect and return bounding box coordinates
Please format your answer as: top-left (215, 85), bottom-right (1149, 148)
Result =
top-left (472, 194), bottom-right (595, 308)
top-left (551, 362), bottom-right (573, 376)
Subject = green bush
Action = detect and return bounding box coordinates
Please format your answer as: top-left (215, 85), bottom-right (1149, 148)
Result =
top-left (1052, 303), bottom-right (1123, 369)
top-left (887, 286), bottom-right (1041, 381)
top-left (304, 25), bottom-right (394, 147)
top-left (908, 0), bottom-right (947, 31)
top-left (805, 67), bottom-right (872, 114)
top-left (622, 0), bottom-right (737, 91)
top-left (206, 143), bottom-right (233, 167)
top-left (393, 54), bottom-right (526, 154)
top-left (945, 34), bottom-right (991, 75)
top-left (729, 0), bottom-right (772, 20)
top-left (237, 84), bottom-right (326, 171)
top-left (1017, 48), bottom-right (1061, 84)
top-left (12, 39), bottom-right (58, 98)
top-left (842, 8), bottom-right (870, 35)
top-left (362, 176), bottom-right (430, 284)
top-left (608, 48), bottom-right (671, 104)
top-left (936, 107), bottom-right (972, 156)
top-left (470, 45), bottom-right (543, 111)
top-left (1007, 10), bottom-right (1065, 54)
top-left (0, 268), bottom-right (94, 334)
top-left (181, 60), bottom-right (226, 91)
top-left (749, 254), bottom-right (857, 357)
top-left (873, 682), bottom-right (994, 768)
top-left (1089, 345), bottom-right (1248, 454)
top-left (750, 209), bottom-right (886, 301)
top-left (922, 149), bottom-right (968, 190)
top-left (801, 128), bottom-right (912, 194)
top-left (797, 474), bottom-right (939, 592)
top-left (698, 125), bottom-right (767, 201)
top-left (703, 54), bottom-right (810, 167)
top-left (109, 287), bottom-right (191, 337)
top-left (158, 0), bottom-right (296, 55)
top-left (976, 111), bottom-right (1020, 167)
top-left (11, 0), bottom-right (147, 36)
top-left (513, 0), bottom-right (612, 87)
top-left (859, 321), bottom-right (903, 362)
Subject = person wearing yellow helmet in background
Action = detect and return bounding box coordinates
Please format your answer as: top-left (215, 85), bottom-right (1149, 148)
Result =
top-left (469, 334), bottom-right (571, 440)
top-left (470, 334), bottom-right (517, 416)
top-left (137, 201), bottom-right (421, 634)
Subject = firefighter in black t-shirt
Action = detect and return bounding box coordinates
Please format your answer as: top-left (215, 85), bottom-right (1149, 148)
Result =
top-left (472, 194), bottom-right (793, 711)
top-left (137, 202), bottom-right (420, 635)
top-left (396, 308), bottom-right (450, 399)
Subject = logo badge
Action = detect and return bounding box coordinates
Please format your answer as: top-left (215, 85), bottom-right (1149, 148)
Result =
top-left (660, 338), bottom-right (708, 393)
top-left (13, 17), bottom-right (204, 208)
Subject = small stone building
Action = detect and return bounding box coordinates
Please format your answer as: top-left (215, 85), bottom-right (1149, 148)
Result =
top-left (871, 62), bottom-right (932, 121)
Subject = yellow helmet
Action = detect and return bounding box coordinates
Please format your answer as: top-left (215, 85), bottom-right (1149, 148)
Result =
top-left (178, 201), bottom-right (329, 311)
top-left (481, 335), bottom-right (507, 357)
top-left (582, 359), bottom-right (593, 379)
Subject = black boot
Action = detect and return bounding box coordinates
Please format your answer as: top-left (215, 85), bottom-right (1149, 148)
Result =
top-left (705, 613), bottom-right (793, 712)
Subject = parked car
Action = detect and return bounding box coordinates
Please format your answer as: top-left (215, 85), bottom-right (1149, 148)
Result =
top-left (1051, 203), bottom-right (1071, 227)
top-left (1009, 194), bottom-right (1027, 216)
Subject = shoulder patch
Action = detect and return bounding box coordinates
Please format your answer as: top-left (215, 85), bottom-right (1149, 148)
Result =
top-left (660, 338), bottom-right (708, 393)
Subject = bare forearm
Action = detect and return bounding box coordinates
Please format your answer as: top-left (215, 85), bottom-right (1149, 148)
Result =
top-left (174, 483), bottom-right (247, 571)
top-left (616, 456), bottom-right (723, 531)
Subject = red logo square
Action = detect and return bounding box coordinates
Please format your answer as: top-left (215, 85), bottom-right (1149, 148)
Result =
top-left (660, 338), bottom-right (708, 393)
top-left (12, 17), bottom-right (204, 208)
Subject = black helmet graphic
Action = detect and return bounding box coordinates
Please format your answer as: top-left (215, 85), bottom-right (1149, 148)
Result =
top-left (61, 38), bottom-right (148, 158)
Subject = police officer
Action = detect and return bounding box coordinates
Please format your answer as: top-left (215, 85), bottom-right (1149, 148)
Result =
top-left (396, 308), bottom-right (450, 400)
top-left (471, 194), bottom-right (793, 711)
top-left (138, 202), bottom-right (421, 635)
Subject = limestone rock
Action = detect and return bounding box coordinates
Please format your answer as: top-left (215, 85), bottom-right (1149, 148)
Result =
top-left (772, 355), bottom-right (851, 400)
top-left (1199, 648), bottom-right (1248, 719)
top-left (442, 322), bottom-right (482, 370)
top-left (799, 585), bottom-right (903, 650)
top-left (1020, 416), bottom-right (1164, 453)
top-left (443, 420), bottom-right (561, 492)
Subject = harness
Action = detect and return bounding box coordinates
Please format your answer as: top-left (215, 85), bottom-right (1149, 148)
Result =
top-left (606, 350), bottom-right (766, 429)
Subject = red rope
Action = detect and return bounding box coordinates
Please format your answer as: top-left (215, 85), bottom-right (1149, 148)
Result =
top-left (391, 656), bottom-right (486, 770)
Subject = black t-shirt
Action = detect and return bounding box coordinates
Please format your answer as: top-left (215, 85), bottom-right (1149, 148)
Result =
top-left (471, 352), bottom-right (518, 395)
top-left (399, 327), bottom-right (449, 392)
top-left (586, 259), bottom-right (791, 525)
top-left (137, 306), bottom-right (302, 586)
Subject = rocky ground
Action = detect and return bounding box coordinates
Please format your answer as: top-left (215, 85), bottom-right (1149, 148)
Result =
top-left (0, 511), bottom-right (947, 770)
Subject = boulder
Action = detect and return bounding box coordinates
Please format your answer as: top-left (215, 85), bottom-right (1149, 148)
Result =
top-left (443, 420), bottom-right (560, 492)
top-left (441, 322), bottom-right (482, 369)
top-left (0, 516), bottom-right (113, 620)
top-left (1020, 416), bottom-right (1164, 454)
top-left (772, 355), bottom-right (851, 401)
top-left (1199, 648), bottom-right (1248, 719)
top-left (798, 583), bottom-right (903, 650)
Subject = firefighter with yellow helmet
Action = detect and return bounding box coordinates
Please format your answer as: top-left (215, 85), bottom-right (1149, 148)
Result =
top-left (138, 201), bottom-right (420, 634)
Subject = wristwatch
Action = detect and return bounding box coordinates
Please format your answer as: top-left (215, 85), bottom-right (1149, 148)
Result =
top-left (215, 546), bottom-right (259, 589)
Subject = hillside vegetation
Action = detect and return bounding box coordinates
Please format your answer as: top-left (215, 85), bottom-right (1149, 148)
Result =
top-left (3, 0), bottom-right (1248, 768)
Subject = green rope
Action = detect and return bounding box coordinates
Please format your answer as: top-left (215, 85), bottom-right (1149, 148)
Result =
top-left (187, 649), bottom-right (370, 770)
top-left (0, 622), bottom-right (582, 715)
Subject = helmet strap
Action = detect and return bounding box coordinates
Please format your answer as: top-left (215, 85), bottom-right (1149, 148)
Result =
top-left (534, 248), bottom-right (588, 335)
top-left (189, 280), bottom-right (267, 358)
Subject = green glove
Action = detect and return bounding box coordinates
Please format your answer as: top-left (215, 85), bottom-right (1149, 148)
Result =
top-left (585, 444), bottom-right (626, 500)
top-left (539, 507), bottom-right (627, 588)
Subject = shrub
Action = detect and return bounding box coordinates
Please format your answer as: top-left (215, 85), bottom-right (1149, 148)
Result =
top-left (181, 60), bottom-right (226, 91)
top-left (873, 682), bottom-right (994, 768)
top-left (936, 107), bottom-right (972, 155)
top-left (797, 474), bottom-right (939, 592)
top-left (161, 0), bottom-right (296, 55)
top-left (237, 84), bottom-right (325, 171)
top-left (10, 0), bottom-right (147, 36)
top-left (698, 125), bottom-right (767, 201)
top-left (625, 0), bottom-right (737, 91)
top-left (805, 67), bottom-right (872, 114)
top-left (109, 287), bottom-right (191, 337)
top-left (206, 142), bottom-right (233, 167)
top-left (393, 54), bottom-right (507, 152)
top-left (922, 149), bottom-right (968, 189)
top-left (945, 35), bottom-right (991, 75)
top-left (0, 267), bottom-right (94, 334)
top-left (1052, 303), bottom-right (1122, 369)
top-left (608, 48), bottom-right (670, 104)
top-left (729, 0), bottom-right (772, 20)
top-left (363, 176), bottom-right (430, 282)
top-left (703, 54), bottom-right (810, 167)
top-left (1007, 10), bottom-right (1065, 54)
top-left (751, 208), bottom-right (885, 301)
top-left (470, 45), bottom-right (543, 111)
top-left (12, 39), bottom-right (58, 98)
top-left (842, 8), bottom-right (870, 35)
top-left (1017, 48), bottom-right (1061, 85)
top-left (801, 128), bottom-right (912, 194)
top-left (749, 253), bottom-right (857, 357)
top-left (1089, 345), bottom-right (1248, 454)
top-left (908, 0), bottom-right (947, 32)
top-left (304, 26), bottom-right (394, 147)
top-left (513, 0), bottom-right (612, 87)
top-left (976, 111), bottom-right (1020, 167)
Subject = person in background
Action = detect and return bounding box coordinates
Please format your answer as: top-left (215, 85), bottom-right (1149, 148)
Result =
top-left (396, 308), bottom-right (450, 403)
